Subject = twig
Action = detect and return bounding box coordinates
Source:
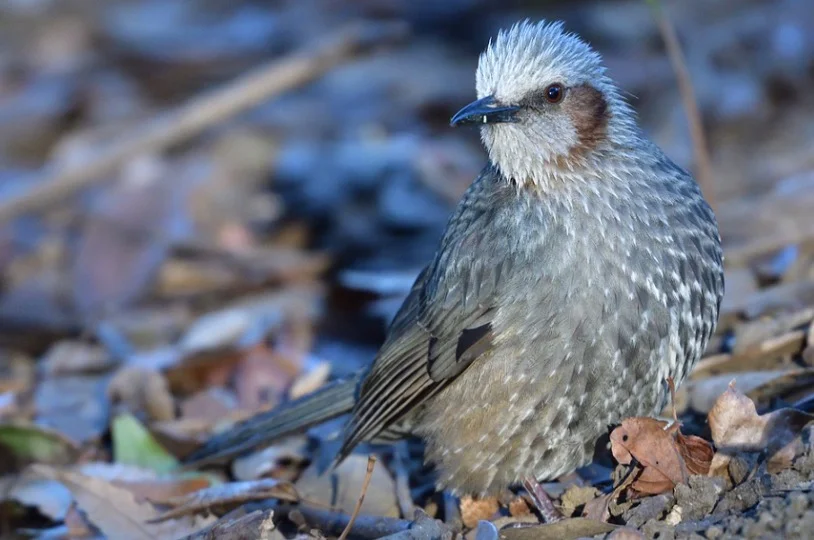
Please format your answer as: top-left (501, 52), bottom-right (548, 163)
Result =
top-left (648, 0), bottom-right (716, 210)
top-left (666, 376), bottom-right (678, 423)
top-left (339, 455), bottom-right (377, 540)
top-left (0, 22), bottom-right (408, 225)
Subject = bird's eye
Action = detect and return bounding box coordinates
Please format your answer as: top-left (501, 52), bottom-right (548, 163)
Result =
top-left (544, 83), bottom-right (564, 103)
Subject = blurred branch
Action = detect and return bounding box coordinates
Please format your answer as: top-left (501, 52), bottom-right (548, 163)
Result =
top-left (0, 22), bottom-right (408, 225)
top-left (648, 0), bottom-right (716, 210)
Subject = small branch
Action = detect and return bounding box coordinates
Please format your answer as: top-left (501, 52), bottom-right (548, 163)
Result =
top-left (0, 22), bottom-right (408, 225)
top-left (339, 455), bottom-right (377, 540)
top-left (649, 0), bottom-right (716, 210)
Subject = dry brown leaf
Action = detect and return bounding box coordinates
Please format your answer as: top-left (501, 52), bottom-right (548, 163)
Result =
top-left (32, 464), bottom-right (215, 540)
top-left (508, 496), bottom-right (532, 517)
top-left (708, 381), bottom-right (814, 475)
top-left (107, 366), bottom-right (175, 422)
top-left (459, 496), bottom-right (499, 529)
top-left (148, 478), bottom-right (298, 522)
top-left (289, 361), bottom-right (331, 400)
top-left (41, 341), bottom-right (116, 376)
top-left (676, 432), bottom-right (714, 476)
top-left (71, 158), bottom-right (181, 318)
top-left (114, 476), bottom-right (213, 503)
top-left (610, 417), bottom-right (713, 496)
top-left (610, 418), bottom-right (687, 495)
top-left (64, 504), bottom-right (96, 538)
top-left (296, 454), bottom-right (399, 518)
top-left (180, 387), bottom-right (238, 423)
top-left (233, 344), bottom-right (298, 411)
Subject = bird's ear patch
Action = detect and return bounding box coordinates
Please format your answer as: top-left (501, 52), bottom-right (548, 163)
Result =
top-left (565, 84), bottom-right (609, 152)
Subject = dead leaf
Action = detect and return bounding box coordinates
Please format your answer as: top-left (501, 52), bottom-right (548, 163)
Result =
top-left (676, 432), bottom-right (714, 476)
top-left (610, 418), bottom-right (687, 495)
top-left (180, 387), bottom-right (239, 423)
top-left (708, 381), bottom-right (814, 475)
top-left (296, 454), bottom-right (399, 518)
top-left (6, 474), bottom-right (74, 521)
top-left (0, 422), bottom-right (80, 471)
top-left (72, 157), bottom-right (182, 318)
top-left (114, 476), bottom-right (213, 503)
top-left (41, 341), bottom-right (116, 376)
top-left (289, 360), bottom-right (331, 400)
top-left (610, 417), bottom-right (713, 496)
top-left (459, 496), bottom-right (499, 529)
top-left (148, 478), bottom-right (298, 522)
top-left (108, 366), bottom-right (175, 422)
top-left (64, 504), bottom-right (96, 538)
top-left (32, 464), bottom-right (215, 540)
top-left (508, 496), bottom-right (532, 517)
top-left (231, 436), bottom-right (308, 481)
top-left (233, 344), bottom-right (297, 411)
top-left (497, 517), bottom-right (617, 539)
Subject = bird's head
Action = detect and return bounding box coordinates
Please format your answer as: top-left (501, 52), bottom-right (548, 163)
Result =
top-left (451, 20), bottom-right (639, 186)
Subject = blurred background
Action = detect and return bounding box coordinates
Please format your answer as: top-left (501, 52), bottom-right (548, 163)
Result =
top-left (1, 0), bottom-right (814, 536)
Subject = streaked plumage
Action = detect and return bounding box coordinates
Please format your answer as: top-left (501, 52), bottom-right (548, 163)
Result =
top-left (186, 19), bottom-right (724, 498)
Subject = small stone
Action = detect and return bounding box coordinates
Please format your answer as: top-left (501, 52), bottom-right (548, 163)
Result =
top-left (713, 478), bottom-right (762, 515)
top-left (623, 494), bottom-right (675, 528)
top-left (704, 525), bottom-right (723, 539)
top-left (727, 453), bottom-right (758, 486)
top-left (786, 491), bottom-right (809, 519)
top-left (642, 519), bottom-right (676, 540)
top-left (674, 476), bottom-right (725, 521)
top-left (664, 504), bottom-right (683, 526)
top-left (559, 485), bottom-right (600, 517)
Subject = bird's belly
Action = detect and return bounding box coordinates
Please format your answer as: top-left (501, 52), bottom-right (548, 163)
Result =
top-left (413, 318), bottom-right (674, 496)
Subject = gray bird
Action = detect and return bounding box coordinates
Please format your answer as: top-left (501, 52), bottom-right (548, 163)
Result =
top-left (186, 20), bottom-right (724, 514)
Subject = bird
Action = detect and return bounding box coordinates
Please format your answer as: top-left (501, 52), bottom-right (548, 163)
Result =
top-left (185, 19), bottom-right (724, 519)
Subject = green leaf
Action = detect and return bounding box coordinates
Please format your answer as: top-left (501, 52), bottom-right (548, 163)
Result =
top-left (0, 422), bottom-right (79, 466)
top-left (112, 414), bottom-right (178, 474)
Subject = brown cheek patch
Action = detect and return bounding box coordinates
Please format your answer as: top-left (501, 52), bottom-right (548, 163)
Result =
top-left (564, 84), bottom-right (609, 152)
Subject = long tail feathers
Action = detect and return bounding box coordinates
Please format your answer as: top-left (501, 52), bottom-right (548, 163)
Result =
top-left (182, 376), bottom-right (360, 468)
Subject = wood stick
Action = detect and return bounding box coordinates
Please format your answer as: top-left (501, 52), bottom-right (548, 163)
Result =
top-left (339, 455), bottom-right (377, 540)
top-left (0, 22), bottom-right (407, 225)
top-left (649, 0), bottom-right (716, 210)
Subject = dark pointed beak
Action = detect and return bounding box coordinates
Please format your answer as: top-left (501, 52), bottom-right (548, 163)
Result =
top-left (450, 96), bottom-right (520, 127)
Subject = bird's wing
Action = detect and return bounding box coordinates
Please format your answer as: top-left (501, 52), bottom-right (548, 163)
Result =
top-left (337, 167), bottom-right (503, 458)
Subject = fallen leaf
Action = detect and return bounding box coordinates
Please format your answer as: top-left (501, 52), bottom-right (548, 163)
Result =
top-left (0, 422), bottom-right (79, 470)
top-left (296, 454), bottom-right (399, 518)
top-left (708, 381), bottom-right (814, 475)
top-left (610, 418), bottom-right (687, 495)
top-left (108, 366), bottom-right (175, 422)
top-left (112, 413), bottom-right (179, 474)
top-left (231, 436), bottom-right (308, 481)
top-left (233, 344), bottom-right (297, 411)
top-left (610, 417), bottom-right (712, 496)
top-left (676, 432), bottom-right (714, 476)
top-left (508, 496), bottom-right (532, 517)
top-left (148, 478), bottom-right (298, 522)
top-left (6, 474), bottom-right (73, 521)
top-left (41, 341), bottom-right (116, 376)
top-left (32, 465), bottom-right (215, 540)
top-left (65, 504), bottom-right (97, 538)
top-left (180, 387), bottom-right (239, 423)
top-left (72, 157), bottom-right (181, 318)
top-left (34, 373), bottom-right (109, 443)
top-left (114, 475), bottom-right (214, 503)
top-left (459, 496), bottom-right (499, 529)
top-left (498, 517), bottom-right (618, 539)
top-left (289, 360), bottom-right (331, 400)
